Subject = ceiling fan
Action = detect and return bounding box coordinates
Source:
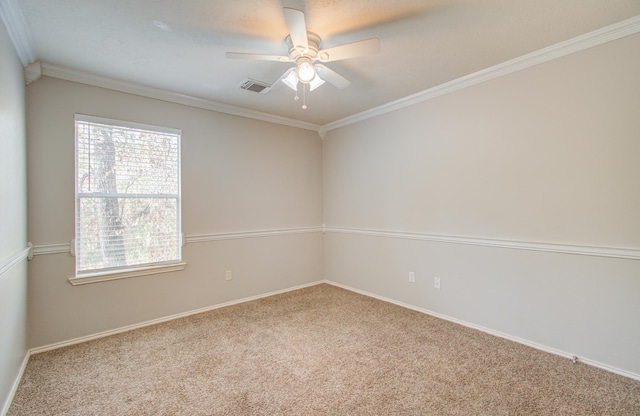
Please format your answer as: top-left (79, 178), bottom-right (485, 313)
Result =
top-left (226, 7), bottom-right (380, 108)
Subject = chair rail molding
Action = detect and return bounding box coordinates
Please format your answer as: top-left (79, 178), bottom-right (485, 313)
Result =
top-left (324, 227), bottom-right (640, 260)
top-left (185, 226), bottom-right (323, 244)
top-left (0, 245), bottom-right (31, 279)
top-left (29, 226), bottom-right (325, 257)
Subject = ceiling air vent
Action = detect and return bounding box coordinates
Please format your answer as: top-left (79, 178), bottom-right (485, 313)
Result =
top-left (239, 78), bottom-right (272, 94)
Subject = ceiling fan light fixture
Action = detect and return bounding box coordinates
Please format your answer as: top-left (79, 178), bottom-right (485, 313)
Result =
top-left (282, 69), bottom-right (298, 90)
top-left (309, 74), bottom-right (325, 91)
top-left (296, 59), bottom-right (316, 83)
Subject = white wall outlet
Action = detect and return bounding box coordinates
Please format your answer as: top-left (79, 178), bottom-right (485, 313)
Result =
top-left (225, 270), bottom-right (233, 281)
top-left (409, 272), bottom-right (415, 283)
top-left (434, 277), bottom-right (441, 289)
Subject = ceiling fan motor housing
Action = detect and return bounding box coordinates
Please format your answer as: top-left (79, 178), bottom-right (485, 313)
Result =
top-left (286, 32), bottom-right (321, 62)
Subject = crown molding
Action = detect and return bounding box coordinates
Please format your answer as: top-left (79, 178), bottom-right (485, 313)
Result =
top-left (0, 0), bottom-right (35, 66)
top-left (39, 63), bottom-right (321, 132)
top-left (320, 14), bottom-right (640, 134)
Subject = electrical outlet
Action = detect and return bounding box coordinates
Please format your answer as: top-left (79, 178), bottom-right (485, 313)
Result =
top-left (409, 272), bottom-right (415, 283)
top-left (434, 277), bottom-right (441, 289)
top-left (225, 270), bottom-right (233, 281)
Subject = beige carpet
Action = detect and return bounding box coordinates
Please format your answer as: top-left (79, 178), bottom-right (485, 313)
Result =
top-left (8, 284), bottom-right (640, 415)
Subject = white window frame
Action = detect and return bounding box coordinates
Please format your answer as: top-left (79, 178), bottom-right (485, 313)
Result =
top-left (71, 114), bottom-right (185, 285)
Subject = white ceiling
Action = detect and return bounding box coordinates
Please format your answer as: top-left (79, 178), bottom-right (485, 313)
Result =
top-left (13, 0), bottom-right (640, 126)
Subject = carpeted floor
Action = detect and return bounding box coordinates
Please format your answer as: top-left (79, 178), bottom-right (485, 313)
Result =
top-left (8, 283), bottom-right (640, 415)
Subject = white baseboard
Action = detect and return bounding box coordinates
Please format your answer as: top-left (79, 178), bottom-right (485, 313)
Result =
top-left (1, 351), bottom-right (30, 416)
top-left (29, 280), bottom-right (325, 355)
top-left (16, 277), bottom-right (638, 414)
top-left (325, 280), bottom-right (640, 382)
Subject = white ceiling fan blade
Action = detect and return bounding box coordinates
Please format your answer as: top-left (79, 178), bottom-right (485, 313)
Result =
top-left (315, 64), bottom-right (350, 89)
top-left (225, 52), bottom-right (291, 62)
top-left (317, 38), bottom-right (380, 62)
top-left (262, 70), bottom-right (290, 94)
top-left (283, 8), bottom-right (308, 53)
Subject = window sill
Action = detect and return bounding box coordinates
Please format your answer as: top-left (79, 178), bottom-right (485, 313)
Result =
top-left (68, 262), bottom-right (187, 286)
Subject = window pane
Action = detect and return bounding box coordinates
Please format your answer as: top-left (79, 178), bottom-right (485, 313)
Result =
top-left (77, 197), bottom-right (179, 272)
top-left (75, 115), bottom-right (181, 276)
top-left (76, 121), bottom-right (179, 195)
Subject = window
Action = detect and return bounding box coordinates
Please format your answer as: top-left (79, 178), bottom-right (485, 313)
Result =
top-left (74, 114), bottom-right (183, 282)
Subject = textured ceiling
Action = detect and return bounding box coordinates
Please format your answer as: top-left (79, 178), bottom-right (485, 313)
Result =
top-left (16, 0), bottom-right (640, 126)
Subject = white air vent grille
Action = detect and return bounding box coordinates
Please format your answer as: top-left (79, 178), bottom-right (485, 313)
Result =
top-left (239, 79), bottom-right (272, 94)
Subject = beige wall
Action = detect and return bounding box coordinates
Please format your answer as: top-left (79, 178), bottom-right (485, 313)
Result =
top-left (0, 20), bottom-right (28, 413)
top-left (26, 77), bottom-right (324, 348)
top-left (323, 33), bottom-right (640, 374)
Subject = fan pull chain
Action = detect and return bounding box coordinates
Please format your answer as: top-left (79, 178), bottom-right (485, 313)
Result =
top-left (292, 82), bottom-right (308, 110)
top-left (302, 83), bottom-right (307, 110)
